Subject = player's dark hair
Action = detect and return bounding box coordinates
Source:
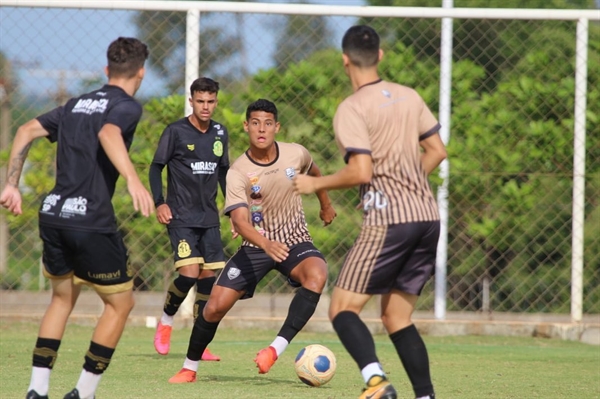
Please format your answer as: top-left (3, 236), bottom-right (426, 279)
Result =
top-left (246, 99), bottom-right (278, 121)
top-left (106, 37), bottom-right (149, 78)
top-left (341, 25), bottom-right (380, 68)
top-left (190, 77), bottom-right (220, 95)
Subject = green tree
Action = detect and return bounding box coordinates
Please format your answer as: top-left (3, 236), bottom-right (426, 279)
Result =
top-left (362, 0), bottom-right (597, 91)
top-left (133, 10), bottom-right (244, 93)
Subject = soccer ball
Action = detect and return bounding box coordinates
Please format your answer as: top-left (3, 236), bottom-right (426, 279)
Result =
top-left (294, 344), bottom-right (337, 387)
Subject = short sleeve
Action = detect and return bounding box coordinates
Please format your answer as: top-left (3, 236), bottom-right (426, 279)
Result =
top-left (224, 168), bottom-right (249, 216)
top-left (105, 98), bottom-right (143, 136)
top-left (418, 95), bottom-right (441, 140)
top-left (37, 106), bottom-right (64, 143)
top-left (220, 127), bottom-right (230, 167)
top-left (297, 144), bottom-right (313, 174)
top-left (333, 100), bottom-right (371, 163)
top-left (152, 126), bottom-right (176, 165)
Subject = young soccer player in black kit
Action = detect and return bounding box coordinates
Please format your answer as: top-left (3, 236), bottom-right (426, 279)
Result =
top-left (150, 77), bottom-right (228, 361)
top-left (0, 37), bottom-right (153, 399)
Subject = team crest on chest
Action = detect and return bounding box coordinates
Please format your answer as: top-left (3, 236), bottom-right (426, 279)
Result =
top-left (285, 167), bottom-right (296, 179)
top-left (213, 140), bottom-right (223, 156)
top-left (177, 240), bottom-right (192, 258)
top-left (187, 144), bottom-right (195, 151)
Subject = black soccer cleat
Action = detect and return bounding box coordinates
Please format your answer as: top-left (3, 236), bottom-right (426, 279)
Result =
top-left (63, 389), bottom-right (94, 399)
top-left (26, 390), bottom-right (49, 399)
top-left (359, 375), bottom-right (398, 399)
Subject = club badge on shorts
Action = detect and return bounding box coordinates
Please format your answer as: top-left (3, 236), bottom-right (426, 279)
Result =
top-left (177, 239), bottom-right (192, 258)
top-left (227, 267), bottom-right (241, 280)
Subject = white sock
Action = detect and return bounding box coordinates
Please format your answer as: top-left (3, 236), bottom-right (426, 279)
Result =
top-left (416, 396), bottom-right (433, 399)
top-left (269, 336), bottom-right (289, 357)
top-left (75, 370), bottom-right (102, 399)
top-left (160, 313), bottom-right (174, 326)
top-left (361, 362), bottom-right (385, 384)
top-left (28, 366), bottom-right (51, 395)
top-left (183, 357), bottom-right (199, 372)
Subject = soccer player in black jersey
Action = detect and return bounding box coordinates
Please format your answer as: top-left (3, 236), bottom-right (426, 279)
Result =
top-left (150, 77), bottom-right (229, 361)
top-left (0, 38), bottom-right (153, 399)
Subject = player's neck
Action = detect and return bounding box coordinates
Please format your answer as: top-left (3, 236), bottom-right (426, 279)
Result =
top-left (350, 68), bottom-right (380, 92)
top-left (248, 145), bottom-right (277, 164)
top-left (188, 115), bottom-right (210, 133)
top-left (106, 78), bottom-right (139, 97)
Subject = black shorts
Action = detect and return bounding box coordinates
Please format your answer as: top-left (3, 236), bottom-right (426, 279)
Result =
top-left (336, 221), bottom-right (440, 295)
top-left (168, 226), bottom-right (225, 270)
top-left (39, 225), bottom-right (132, 294)
top-left (216, 242), bottom-right (325, 299)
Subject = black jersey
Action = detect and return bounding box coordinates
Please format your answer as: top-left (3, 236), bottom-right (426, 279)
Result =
top-left (37, 84), bottom-right (143, 233)
top-left (151, 118), bottom-right (229, 228)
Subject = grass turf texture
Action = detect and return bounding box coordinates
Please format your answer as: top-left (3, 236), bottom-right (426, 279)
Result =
top-left (1, 320), bottom-right (598, 398)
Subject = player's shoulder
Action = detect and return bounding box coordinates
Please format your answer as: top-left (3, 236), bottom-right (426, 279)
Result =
top-left (164, 117), bottom-right (189, 132)
top-left (278, 141), bottom-right (308, 155)
top-left (210, 120), bottom-right (229, 137)
top-left (230, 151), bottom-right (250, 170)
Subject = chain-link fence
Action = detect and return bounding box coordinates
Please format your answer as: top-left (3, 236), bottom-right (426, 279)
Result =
top-left (1, 3), bottom-right (598, 316)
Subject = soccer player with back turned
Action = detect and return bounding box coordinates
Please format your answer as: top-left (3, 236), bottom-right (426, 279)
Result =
top-left (168, 99), bottom-right (337, 383)
top-left (0, 37), bottom-right (153, 399)
top-left (294, 25), bottom-right (447, 399)
top-left (150, 77), bottom-right (228, 361)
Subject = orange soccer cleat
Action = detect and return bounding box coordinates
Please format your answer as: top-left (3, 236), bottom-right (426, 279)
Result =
top-left (254, 346), bottom-right (278, 374)
top-left (359, 375), bottom-right (397, 399)
top-left (168, 368), bottom-right (197, 384)
top-left (201, 347), bottom-right (221, 361)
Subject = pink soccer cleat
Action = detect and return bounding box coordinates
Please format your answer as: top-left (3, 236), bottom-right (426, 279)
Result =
top-left (153, 322), bottom-right (172, 355)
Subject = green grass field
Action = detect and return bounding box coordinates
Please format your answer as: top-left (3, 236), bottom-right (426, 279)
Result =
top-left (1, 320), bottom-right (598, 398)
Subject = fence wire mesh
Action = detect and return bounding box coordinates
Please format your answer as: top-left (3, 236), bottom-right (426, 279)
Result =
top-left (0, 6), bottom-right (598, 315)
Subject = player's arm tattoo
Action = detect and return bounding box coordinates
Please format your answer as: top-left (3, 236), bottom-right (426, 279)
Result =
top-left (6, 142), bottom-right (32, 187)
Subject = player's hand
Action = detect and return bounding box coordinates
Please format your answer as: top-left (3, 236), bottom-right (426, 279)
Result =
top-left (156, 204), bottom-right (173, 224)
top-left (319, 203), bottom-right (337, 226)
top-left (229, 219), bottom-right (239, 239)
top-left (263, 240), bottom-right (289, 263)
top-left (127, 178), bottom-right (155, 217)
top-left (0, 184), bottom-right (23, 215)
top-left (293, 174), bottom-right (317, 195)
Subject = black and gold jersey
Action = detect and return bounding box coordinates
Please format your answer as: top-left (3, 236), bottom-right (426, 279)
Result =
top-left (152, 118), bottom-right (229, 228)
top-left (37, 84), bottom-right (143, 233)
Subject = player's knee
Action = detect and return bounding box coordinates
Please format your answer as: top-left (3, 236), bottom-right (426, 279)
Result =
top-left (298, 262), bottom-right (327, 293)
top-left (203, 301), bottom-right (226, 323)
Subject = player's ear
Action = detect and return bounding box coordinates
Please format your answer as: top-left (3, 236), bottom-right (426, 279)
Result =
top-left (243, 120), bottom-right (249, 133)
top-left (342, 53), bottom-right (350, 68)
top-left (274, 121), bottom-right (281, 133)
top-left (138, 67), bottom-right (145, 80)
top-left (104, 66), bottom-right (109, 78)
top-left (378, 49), bottom-right (384, 63)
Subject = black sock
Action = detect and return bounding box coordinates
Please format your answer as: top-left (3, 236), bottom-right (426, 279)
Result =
top-left (32, 337), bottom-right (61, 369)
top-left (163, 274), bottom-right (197, 316)
top-left (277, 287), bottom-right (320, 342)
top-left (390, 324), bottom-right (434, 398)
top-left (193, 276), bottom-right (215, 321)
top-left (186, 312), bottom-right (220, 361)
top-left (332, 311), bottom-right (378, 369)
top-left (83, 341), bottom-right (115, 375)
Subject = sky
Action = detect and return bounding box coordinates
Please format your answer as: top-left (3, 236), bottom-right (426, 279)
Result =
top-left (0, 0), bottom-right (366, 98)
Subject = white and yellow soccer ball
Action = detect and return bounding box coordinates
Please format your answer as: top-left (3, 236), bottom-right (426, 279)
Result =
top-left (294, 344), bottom-right (337, 387)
